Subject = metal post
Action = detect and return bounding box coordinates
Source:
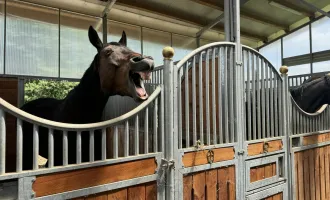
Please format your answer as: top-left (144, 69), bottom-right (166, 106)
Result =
top-left (224, 0), bottom-right (230, 41)
top-left (280, 66), bottom-right (291, 200)
top-left (232, 0), bottom-right (246, 199)
top-left (163, 46), bottom-right (175, 200)
top-left (102, 15), bottom-right (107, 44)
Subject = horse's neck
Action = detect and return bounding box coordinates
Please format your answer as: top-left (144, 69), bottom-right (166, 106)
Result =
top-left (56, 66), bottom-right (109, 123)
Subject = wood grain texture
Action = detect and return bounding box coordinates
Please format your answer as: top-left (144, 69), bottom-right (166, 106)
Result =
top-left (182, 165), bottom-right (236, 200)
top-left (182, 147), bottom-right (234, 167)
top-left (145, 182), bottom-right (157, 200)
top-left (128, 184), bottom-right (145, 200)
top-left (247, 140), bottom-right (283, 156)
top-left (206, 169), bottom-right (217, 200)
top-left (193, 171), bottom-right (206, 199)
top-left (250, 163), bottom-right (276, 182)
top-left (33, 158), bottom-right (156, 197)
top-left (294, 145), bottom-right (330, 200)
top-left (107, 188), bottom-right (127, 200)
top-left (303, 132), bottom-right (330, 146)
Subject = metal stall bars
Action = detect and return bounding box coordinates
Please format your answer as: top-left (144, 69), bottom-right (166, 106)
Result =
top-left (0, 85), bottom-right (165, 199)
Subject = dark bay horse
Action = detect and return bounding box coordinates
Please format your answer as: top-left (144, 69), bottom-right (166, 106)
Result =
top-left (20, 26), bottom-right (154, 170)
top-left (290, 74), bottom-right (330, 113)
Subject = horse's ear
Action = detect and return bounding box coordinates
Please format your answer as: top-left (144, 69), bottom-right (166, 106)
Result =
top-left (118, 31), bottom-right (127, 46)
top-left (88, 26), bottom-right (103, 51)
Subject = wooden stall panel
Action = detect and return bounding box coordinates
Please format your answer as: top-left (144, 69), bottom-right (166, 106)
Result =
top-left (182, 147), bottom-right (235, 167)
top-left (263, 192), bottom-right (283, 200)
top-left (247, 139), bottom-right (283, 156)
top-left (302, 132), bottom-right (330, 146)
top-left (0, 77), bottom-right (18, 172)
top-left (294, 144), bottom-right (330, 200)
top-left (71, 181), bottom-right (157, 200)
top-left (250, 162), bottom-right (276, 183)
top-left (33, 158), bottom-right (157, 197)
top-left (183, 165), bottom-right (236, 200)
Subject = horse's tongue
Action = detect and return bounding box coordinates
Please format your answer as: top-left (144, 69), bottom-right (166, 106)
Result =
top-left (136, 87), bottom-right (146, 97)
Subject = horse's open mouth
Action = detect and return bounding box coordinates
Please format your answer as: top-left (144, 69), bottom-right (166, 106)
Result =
top-left (130, 71), bottom-right (151, 100)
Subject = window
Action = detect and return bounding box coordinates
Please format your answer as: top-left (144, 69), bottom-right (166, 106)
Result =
top-left (312, 17), bottom-right (330, 53)
top-left (313, 61), bottom-right (330, 73)
top-left (288, 64), bottom-right (311, 76)
top-left (172, 34), bottom-right (196, 62)
top-left (259, 39), bottom-right (282, 69)
top-left (142, 28), bottom-right (171, 67)
top-left (283, 26), bottom-right (310, 58)
top-left (107, 21), bottom-right (141, 53)
top-left (5, 1), bottom-right (59, 77)
top-left (60, 11), bottom-right (102, 79)
top-left (0, 0), bottom-right (4, 74)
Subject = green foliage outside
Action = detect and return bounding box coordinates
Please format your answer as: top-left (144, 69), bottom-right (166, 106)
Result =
top-left (24, 79), bottom-right (79, 103)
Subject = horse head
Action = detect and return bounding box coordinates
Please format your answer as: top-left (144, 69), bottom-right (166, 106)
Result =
top-left (88, 26), bottom-right (155, 102)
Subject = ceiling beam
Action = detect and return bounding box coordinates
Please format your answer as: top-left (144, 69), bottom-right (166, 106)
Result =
top-left (196, 0), bottom-right (252, 38)
top-left (298, 0), bottom-right (330, 18)
top-left (269, 0), bottom-right (314, 17)
top-left (190, 0), bottom-right (287, 30)
top-left (102, 0), bottom-right (117, 17)
top-left (114, 0), bottom-right (266, 41)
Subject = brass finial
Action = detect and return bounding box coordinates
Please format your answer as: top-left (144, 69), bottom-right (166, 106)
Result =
top-left (162, 46), bottom-right (174, 60)
top-left (279, 66), bottom-right (288, 74)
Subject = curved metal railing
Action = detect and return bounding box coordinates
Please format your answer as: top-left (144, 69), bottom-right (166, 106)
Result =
top-left (0, 86), bottom-right (164, 177)
top-left (290, 96), bottom-right (330, 135)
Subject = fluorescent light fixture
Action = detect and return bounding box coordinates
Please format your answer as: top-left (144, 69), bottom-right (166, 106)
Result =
top-left (269, 1), bottom-right (303, 16)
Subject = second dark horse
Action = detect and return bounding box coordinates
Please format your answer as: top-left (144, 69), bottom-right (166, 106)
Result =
top-left (20, 26), bottom-right (155, 170)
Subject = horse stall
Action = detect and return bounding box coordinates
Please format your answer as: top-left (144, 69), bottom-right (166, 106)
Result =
top-left (0, 37), bottom-right (330, 200)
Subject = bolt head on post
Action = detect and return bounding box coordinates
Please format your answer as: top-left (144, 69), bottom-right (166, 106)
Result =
top-left (279, 66), bottom-right (288, 74)
top-left (162, 46), bottom-right (174, 60)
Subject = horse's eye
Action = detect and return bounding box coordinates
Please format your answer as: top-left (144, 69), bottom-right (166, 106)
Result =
top-left (105, 49), bottom-right (113, 56)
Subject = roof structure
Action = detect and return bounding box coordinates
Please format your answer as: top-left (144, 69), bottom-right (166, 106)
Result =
top-left (22, 0), bottom-right (330, 49)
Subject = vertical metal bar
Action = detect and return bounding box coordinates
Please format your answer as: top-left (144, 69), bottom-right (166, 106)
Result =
top-left (102, 128), bottom-right (106, 160)
top-left (16, 119), bottom-right (22, 172)
top-left (229, 47), bottom-right (234, 142)
top-left (212, 48), bottom-right (217, 144)
top-left (76, 131), bottom-right (81, 164)
top-left (192, 56), bottom-right (197, 145)
top-left (48, 129), bottom-right (54, 168)
top-left (58, 9), bottom-right (61, 78)
top-left (309, 23), bottom-right (313, 74)
top-left (154, 98), bottom-right (158, 152)
top-left (265, 62), bottom-right (270, 138)
top-left (134, 115), bottom-right (139, 155)
top-left (0, 109), bottom-right (5, 174)
top-left (246, 51), bottom-right (251, 140)
top-left (33, 125), bottom-right (39, 170)
top-left (178, 67), bottom-right (182, 149)
top-left (124, 121), bottom-right (129, 156)
top-left (160, 89), bottom-right (165, 153)
top-left (278, 78), bottom-right (283, 136)
top-left (224, 47), bottom-right (229, 142)
top-left (185, 62), bottom-right (190, 147)
top-left (218, 47), bottom-right (223, 144)
top-left (144, 108), bottom-right (149, 154)
top-left (251, 53), bottom-right (256, 140)
top-left (270, 68), bottom-right (274, 137)
top-left (274, 77), bottom-right (278, 137)
top-left (198, 52), bottom-right (204, 144)
top-left (256, 57), bottom-right (261, 139)
top-left (261, 58), bottom-right (266, 138)
top-left (224, 0), bottom-right (230, 41)
top-left (102, 15), bottom-right (107, 44)
top-left (63, 131), bottom-right (68, 166)
top-left (206, 49), bottom-right (211, 145)
top-left (89, 131), bottom-right (94, 162)
top-left (113, 126), bottom-right (118, 159)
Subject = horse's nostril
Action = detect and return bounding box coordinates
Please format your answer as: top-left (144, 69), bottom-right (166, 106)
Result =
top-left (132, 56), bottom-right (143, 62)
